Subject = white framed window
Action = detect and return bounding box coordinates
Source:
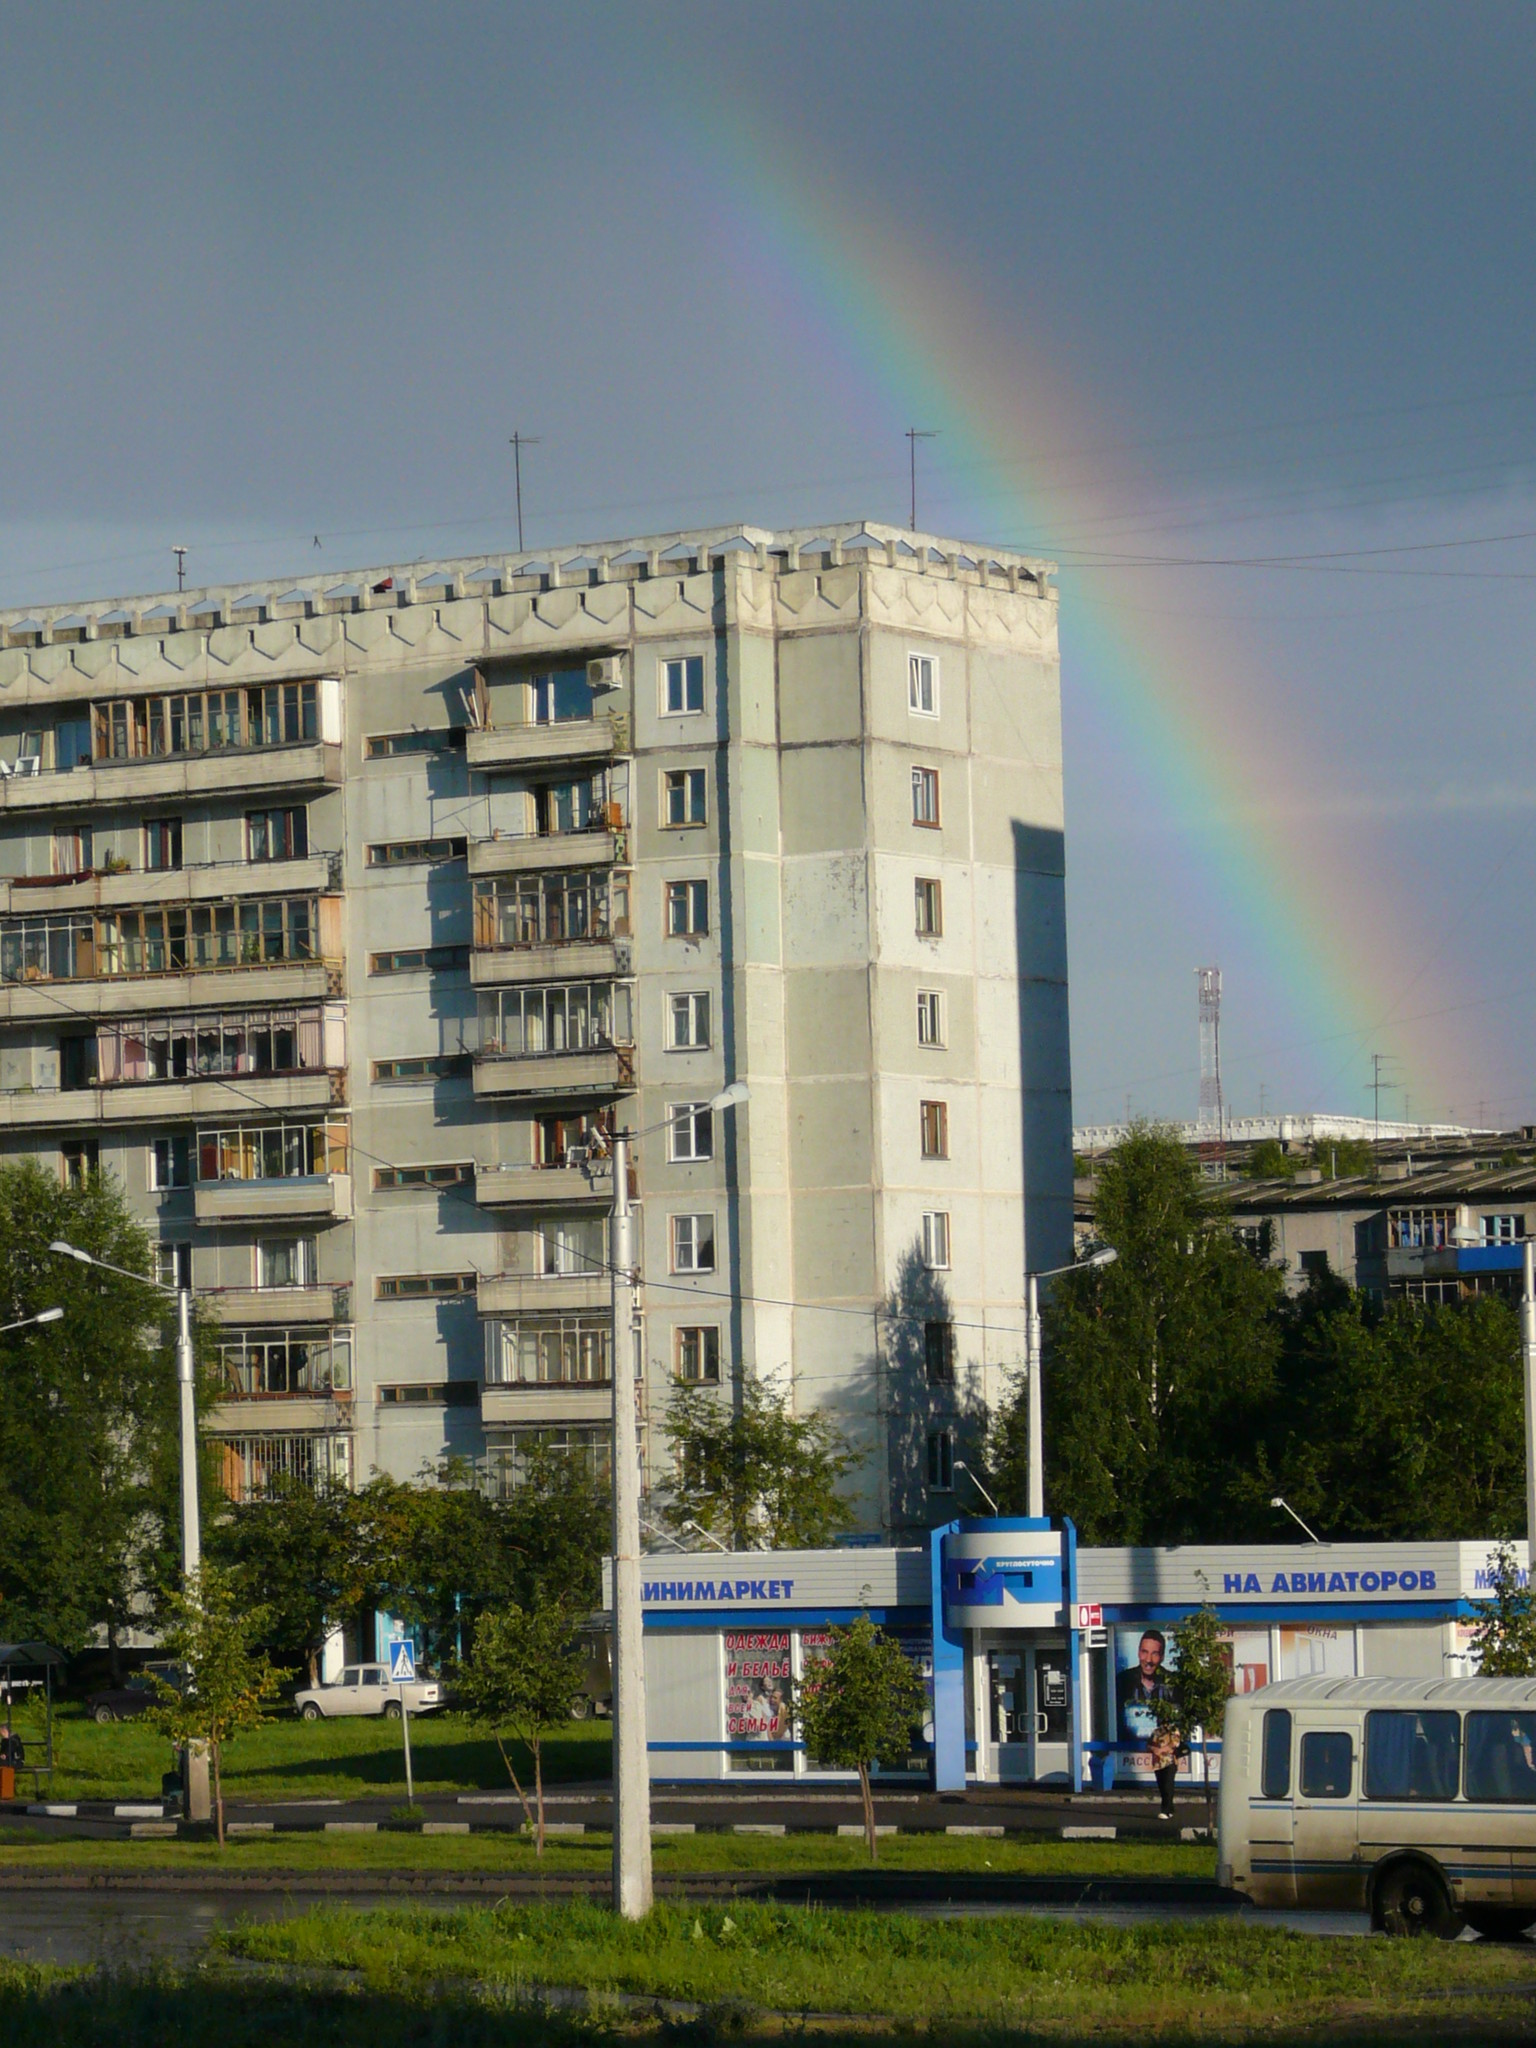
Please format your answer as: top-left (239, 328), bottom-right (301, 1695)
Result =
top-left (916, 989), bottom-right (946, 1047)
top-left (663, 768), bottom-right (708, 827)
top-left (675, 1325), bottom-right (721, 1382)
top-left (666, 878), bottom-right (709, 936)
top-left (671, 1213), bottom-right (716, 1274)
top-left (662, 656), bottom-right (705, 716)
top-left (921, 1211), bottom-right (951, 1271)
top-left (154, 1240), bottom-right (193, 1290)
top-left (668, 991), bottom-right (711, 1049)
top-left (915, 877), bottom-right (942, 937)
top-left (669, 1102), bottom-right (714, 1162)
top-left (927, 1427), bottom-right (954, 1491)
top-left (1482, 1213), bottom-right (1526, 1244)
top-left (908, 652), bottom-right (938, 717)
top-left (539, 1215), bottom-right (607, 1278)
top-left (912, 765), bottom-right (940, 826)
top-left (257, 1237), bottom-right (317, 1289)
top-left (150, 1133), bottom-right (191, 1190)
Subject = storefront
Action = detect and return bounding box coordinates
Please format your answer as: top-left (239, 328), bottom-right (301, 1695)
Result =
top-left (615, 1524), bottom-right (1528, 1788)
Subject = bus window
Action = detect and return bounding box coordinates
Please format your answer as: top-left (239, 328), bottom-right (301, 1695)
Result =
top-left (1465, 1712), bottom-right (1536, 1803)
top-left (1261, 1708), bottom-right (1292, 1798)
top-left (1364, 1710), bottom-right (1460, 1802)
top-left (1299, 1730), bottom-right (1353, 1799)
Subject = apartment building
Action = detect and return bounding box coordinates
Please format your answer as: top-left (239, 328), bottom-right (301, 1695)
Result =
top-left (0, 522), bottom-right (1071, 1537)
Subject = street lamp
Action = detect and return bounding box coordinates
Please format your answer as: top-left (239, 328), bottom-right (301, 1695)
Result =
top-left (0, 1307), bottom-right (64, 1336)
top-left (1024, 1246), bottom-right (1118, 1520)
top-left (1270, 1495), bottom-right (1323, 1544)
top-left (952, 1458), bottom-right (1000, 1516)
top-left (609, 1080), bottom-right (749, 1920)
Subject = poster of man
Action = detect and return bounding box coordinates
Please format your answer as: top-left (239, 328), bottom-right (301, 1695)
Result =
top-left (1115, 1626), bottom-right (1172, 1746)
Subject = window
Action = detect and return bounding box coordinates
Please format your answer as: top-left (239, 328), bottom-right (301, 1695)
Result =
top-left (669, 1102), bottom-right (714, 1163)
top-left (369, 946), bottom-right (471, 975)
top-left (198, 1123), bottom-right (347, 1183)
top-left (921, 1211), bottom-right (951, 1271)
top-left (476, 870), bottom-right (618, 948)
top-left (379, 1382), bottom-right (478, 1407)
top-left (94, 1005), bottom-right (338, 1083)
top-left (536, 1216), bottom-right (607, 1278)
top-left (908, 653), bottom-right (938, 717)
top-left (1364, 1710), bottom-right (1460, 1802)
top-left (55, 714), bottom-right (91, 771)
top-left (150, 1134), bottom-right (191, 1190)
top-left (155, 1241), bottom-right (193, 1291)
top-left (372, 1163), bottom-right (473, 1190)
top-left (914, 877), bottom-right (942, 937)
top-left (916, 989), bottom-right (946, 1047)
top-left (924, 1320), bottom-right (955, 1386)
top-left (912, 766), bottom-right (940, 827)
top-left (371, 1054), bottom-right (473, 1082)
top-left (376, 1272), bottom-right (477, 1300)
top-left (527, 668), bottom-right (592, 726)
top-left (480, 980), bottom-right (629, 1056)
top-left (530, 772), bottom-right (610, 838)
top-left (927, 1428), bottom-right (954, 1490)
top-left (534, 1111), bottom-right (610, 1168)
top-left (219, 1327), bottom-right (351, 1398)
top-left (142, 818), bottom-right (183, 872)
top-left (52, 825), bottom-right (93, 876)
top-left (366, 837), bottom-right (466, 867)
top-left (364, 728), bottom-right (465, 759)
top-left (668, 991), bottom-right (711, 1049)
top-left (479, 1426), bottom-right (611, 1493)
top-left (663, 768), bottom-right (707, 827)
top-left (675, 1325), bottom-right (721, 1382)
top-left (257, 1238), bottom-right (317, 1290)
top-left (1298, 1249), bottom-right (1329, 1278)
top-left (671, 1214), bottom-right (716, 1274)
top-left (1465, 1711), bottom-right (1536, 1802)
top-left (1387, 1207), bottom-right (1455, 1250)
top-left (247, 808), bottom-right (309, 862)
top-left (1483, 1213), bottom-right (1527, 1244)
top-left (1298, 1730), bottom-right (1353, 1800)
top-left (662, 656), bottom-right (705, 715)
top-left (666, 879), bottom-right (709, 936)
top-left (920, 1099), bottom-right (949, 1159)
top-left (487, 1317), bottom-right (612, 1387)
top-left (1260, 1710), bottom-right (1292, 1799)
top-left (60, 1139), bottom-right (98, 1188)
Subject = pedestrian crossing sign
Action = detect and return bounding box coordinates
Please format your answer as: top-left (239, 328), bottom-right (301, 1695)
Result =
top-left (388, 1639), bottom-right (416, 1684)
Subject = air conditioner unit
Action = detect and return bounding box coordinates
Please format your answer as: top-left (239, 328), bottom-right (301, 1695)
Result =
top-left (587, 655), bottom-right (625, 692)
top-left (564, 1145), bottom-right (588, 1169)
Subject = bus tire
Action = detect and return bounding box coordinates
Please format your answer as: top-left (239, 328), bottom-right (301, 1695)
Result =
top-left (1465, 1907), bottom-right (1536, 1942)
top-left (1376, 1859), bottom-right (1461, 1939)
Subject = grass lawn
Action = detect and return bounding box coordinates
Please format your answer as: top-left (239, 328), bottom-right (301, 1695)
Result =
top-left (0, 1827), bottom-right (1218, 1880)
top-left (212, 1897), bottom-right (1536, 2036)
top-left (4, 1698), bottom-right (612, 1802)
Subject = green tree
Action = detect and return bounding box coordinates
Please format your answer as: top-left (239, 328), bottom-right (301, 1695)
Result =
top-left (457, 1602), bottom-right (586, 1853)
top-left (213, 1480), bottom-right (365, 1686)
top-left (659, 1377), bottom-right (861, 1550)
top-left (1247, 1140), bottom-right (1295, 1180)
top-left (1469, 1540), bottom-right (1536, 1676)
top-left (1154, 1601), bottom-right (1230, 1830)
top-left (990, 1127), bottom-right (1283, 1543)
top-left (1311, 1136), bottom-right (1375, 1179)
top-left (0, 1161), bottom-right (218, 1655)
top-left (150, 1564), bottom-right (287, 1845)
top-left (797, 1616), bottom-right (926, 1861)
top-left (498, 1445), bottom-right (610, 1612)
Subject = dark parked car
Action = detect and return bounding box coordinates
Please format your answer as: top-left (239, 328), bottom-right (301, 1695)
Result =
top-left (85, 1663), bottom-right (182, 1723)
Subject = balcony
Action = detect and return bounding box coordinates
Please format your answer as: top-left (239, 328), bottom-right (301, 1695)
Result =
top-left (467, 717), bottom-right (619, 774)
top-left (473, 1045), bottom-right (633, 1100)
top-left (468, 829), bottom-right (619, 877)
top-left (477, 1273), bottom-right (610, 1317)
top-left (194, 1173), bottom-right (353, 1224)
top-left (0, 957), bottom-right (339, 1023)
top-left (0, 742), bottom-right (344, 813)
top-left (480, 1383), bottom-right (612, 1427)
top-left (471, 938), bottom-right (618, 987)
top-left (204, 1285), bottom-right (341, 1325)
top-left (0, 1071), bottom-right (340, 1128)
top-left (0, 856), bottom-right (333, 917)
top-left (474, 1162), bottom-right (612, 1207)
top-left (204, 1394), bottom-right (344, 1434)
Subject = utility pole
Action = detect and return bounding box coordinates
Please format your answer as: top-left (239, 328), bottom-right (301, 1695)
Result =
top-left (609, 1126), bottom-right (651, 1918)
top-left (1523, 1242), bottom-right (1536, 1566)
top-left (508, 432), bottom-right (541, 552)
top-left (906, 428), bottom-right (938, 530)
top-left (172, 545), bottom-right (188, 593)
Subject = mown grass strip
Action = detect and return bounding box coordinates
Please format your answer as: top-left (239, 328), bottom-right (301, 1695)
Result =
top-left (213, 1897), bottom-right (1536, 2036)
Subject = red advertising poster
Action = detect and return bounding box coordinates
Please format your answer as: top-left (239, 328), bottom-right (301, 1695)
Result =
top-left (724, 1630), bottom-right (792, 1742)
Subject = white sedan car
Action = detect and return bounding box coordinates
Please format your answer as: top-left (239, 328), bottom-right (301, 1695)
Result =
top-left (293, 1663), bottom-right (442, 1720)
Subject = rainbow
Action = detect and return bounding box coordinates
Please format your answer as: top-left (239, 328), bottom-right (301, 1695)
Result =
top-left (691, 106), bottom-right (1494, 1124)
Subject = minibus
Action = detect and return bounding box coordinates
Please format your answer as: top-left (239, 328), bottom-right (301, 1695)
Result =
top-left (1217, 1676), bottom-right (1536, 1938)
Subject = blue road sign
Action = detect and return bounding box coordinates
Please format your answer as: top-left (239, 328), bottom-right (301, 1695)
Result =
top-left (388, 1639), bottom-right (417, 1684)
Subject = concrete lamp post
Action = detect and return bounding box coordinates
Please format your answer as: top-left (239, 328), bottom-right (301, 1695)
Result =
top-left (609, 1079), bottom-right (748, 1920)
top-left (49, 1240), bottom-right (209, 1820)
top-left (1024, 1246), bottom-right (1118, 1520)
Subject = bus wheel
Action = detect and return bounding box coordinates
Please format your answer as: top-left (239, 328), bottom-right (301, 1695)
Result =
top-left (1465, 1907), bottom-right (1536, 1942)
top-left (1378, 1861), bottom-right (1461, 1939)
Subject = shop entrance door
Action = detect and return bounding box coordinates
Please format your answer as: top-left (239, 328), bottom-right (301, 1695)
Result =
top-left (987, 1643), bottom-right (1072, 1783)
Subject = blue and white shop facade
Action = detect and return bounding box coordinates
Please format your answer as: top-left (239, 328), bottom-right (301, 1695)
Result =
top-left (611, 1522), bottom-right (1528, 1789)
